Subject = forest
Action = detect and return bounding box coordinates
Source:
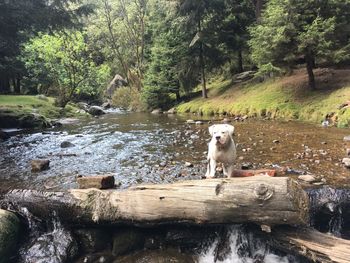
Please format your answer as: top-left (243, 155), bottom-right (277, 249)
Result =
top-left (1, 0), bottom-right (350, 111)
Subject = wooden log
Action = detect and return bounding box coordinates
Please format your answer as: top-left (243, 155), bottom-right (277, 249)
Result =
top-left (3, 177), bottom-right (309, 226)
top-left (271, 226), bottom-right (350, 263)
top-left (77, 175), bottom-right (115, 189)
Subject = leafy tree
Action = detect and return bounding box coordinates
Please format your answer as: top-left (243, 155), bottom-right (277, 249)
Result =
top-left (249, 0), bottom-right (350, 90)
top-left (86, 0), bottom-right (147, 90)
top-left (142, 0), bottom-right (189, 109)
top-left (177, 0), bottom-right (226, 98)
top-left (0, 0), bottom-right (92, 94)
top-left (21, 31), bottom-right (110, 107)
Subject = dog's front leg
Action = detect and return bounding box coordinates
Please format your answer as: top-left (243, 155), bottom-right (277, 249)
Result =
top-left (227, 165), bottom-right (234, 178)
top-left (206, 159), bottom-right (217, 178)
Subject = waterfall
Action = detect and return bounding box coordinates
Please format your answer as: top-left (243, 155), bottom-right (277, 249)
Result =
top-left (198, 225), bottom-right (300, 263)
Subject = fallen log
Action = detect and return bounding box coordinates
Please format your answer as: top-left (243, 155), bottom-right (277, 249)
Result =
top-left (271, 226), bottom-right (350, 263)
top-left (3, 177), bottom-right (309, 226)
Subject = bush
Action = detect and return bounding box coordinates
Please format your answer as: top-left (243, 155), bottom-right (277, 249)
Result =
top-left (111, 87), bottom-right (145, 111)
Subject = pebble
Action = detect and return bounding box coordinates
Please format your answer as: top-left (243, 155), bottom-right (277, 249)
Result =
top-left (344, 135), bottom-right (350, 142)
top-left (272, 140), bottom-right (280, 144)
top-left (185, 162), bottom-right (193, 167)
top-left (186, 120), bottom-right (195, 124)
top-left (298, 174), bottom-right (318, 183)
top-left (342, 158), bottom-right (350, 168)
top-left (195, 121), bottom-right (204, 125)
top-left (346, 148), bottom-right (350, 156)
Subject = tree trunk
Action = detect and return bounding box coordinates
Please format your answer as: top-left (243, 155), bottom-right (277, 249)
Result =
top-left (254, 0), bottom-right (263, 20)
top-left (0, 76), bottom-right (10, 94)
top-left (3, 177), bottom-right (309, 227)
top-left (305, 54), bottom-right (316, 90)
top-left (237, 50), bottom-right (243, 73)
top-left (271, 226), bottom-right (350, 263)
top-left (198, 16), bottom-right (207, 99)
top-left (15, 77), bottom-right (21, 94)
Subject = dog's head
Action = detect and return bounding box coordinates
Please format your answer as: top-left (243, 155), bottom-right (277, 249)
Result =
top-left (208, 124), bottom-right (235, 145)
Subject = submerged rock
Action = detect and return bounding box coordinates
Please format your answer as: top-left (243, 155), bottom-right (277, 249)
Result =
top-left (0, 209), bottom-right (21, 263)
top-left (31, 159), bottom-right (50, 172)
top-left (73, 228), bottom-right (112, 253)
top-left (60, 141), bottom-right (75, 148)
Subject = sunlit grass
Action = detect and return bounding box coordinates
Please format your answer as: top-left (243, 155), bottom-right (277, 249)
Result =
top-left (177, 73), bottom-right (350, 127)
top-left (0, 95), bottom-right (81, 119)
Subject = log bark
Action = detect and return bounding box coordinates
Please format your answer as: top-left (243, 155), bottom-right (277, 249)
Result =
top-left (3, 177), bottom-right (309, 226)
top-left (271, 226), bottom-right (350, 263)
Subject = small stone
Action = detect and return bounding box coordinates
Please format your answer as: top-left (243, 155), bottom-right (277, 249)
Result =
top-left (241, 163), bottom-right (253, 170)
top-left (159, 162), bottom-right (167, 167)
top-left (346, 148), bottom-right (350, 156)
top-left (151, 108), bottom-right (163, 114)
top-left (298, 174), bottom-right (317, 183)
top-left (31, 159), bottom-right (50, 172)
top-left (195, 121), bottom-right (204, 125)
top-left (60, 141), bottom-right (75, 148)
top-left (186, 120), bottom-right (195, 124)
top-left (321, 141), bottom-right (327, 145)
top-left (344, 135), bottom-right (350, 142)
top-left (342, 158), bottom-right (350, 168)
top-left (238, 156), bottom-right (244, 160)
top-left (185, 162), bottom-right (193, 167)
top-left (314, 160), bottom-right (320, 164)
top-left (272, 140), bottom-right (280, 144)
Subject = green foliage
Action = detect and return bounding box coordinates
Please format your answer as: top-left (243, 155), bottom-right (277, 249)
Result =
top-left (249, 0), bottom-right (350, 77)
top-left (142, 0), bottom-right (188, 109)
top-left (111, 87), bottom-right (145, 111)
top-left (21, 31), bottom-right (110, 107)
top-left (0, 0), bottom-right (92, 94)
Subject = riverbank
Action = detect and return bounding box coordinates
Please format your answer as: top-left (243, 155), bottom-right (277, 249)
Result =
top-left (0, 95), bottom-right (85, 129)
top-left (176, 68), bottom-right (350, 128)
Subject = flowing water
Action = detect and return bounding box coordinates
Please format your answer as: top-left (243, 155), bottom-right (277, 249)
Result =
top-left (0, 111), bottom-right (349, 192)
top-left (1, 110), bottom-right (350, 262)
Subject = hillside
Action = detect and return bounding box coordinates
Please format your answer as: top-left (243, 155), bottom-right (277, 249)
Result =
top-left (177, 68), bottom-right (350, 127)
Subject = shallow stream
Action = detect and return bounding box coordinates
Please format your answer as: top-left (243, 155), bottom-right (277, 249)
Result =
top-left (1, 111), bottom-right (350, 262)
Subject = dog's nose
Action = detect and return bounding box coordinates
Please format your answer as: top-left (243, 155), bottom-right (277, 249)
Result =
top-left (215, 136), bottom-right (221, 140)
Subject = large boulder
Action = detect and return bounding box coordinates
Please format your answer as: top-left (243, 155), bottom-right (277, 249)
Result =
top-left (0, 109), bottom-right (51, 129)
top-left (88, 106), bottom-right (105, 116)
top-left (0, 209), bottom-right (21, 263)
top-left (105, 74), bottom-right (128, 98)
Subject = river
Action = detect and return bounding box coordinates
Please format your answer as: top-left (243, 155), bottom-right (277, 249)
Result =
top-left (1, 111), bottom-right (350, 262)
top-left (0, 111), bottom-right (349, 192)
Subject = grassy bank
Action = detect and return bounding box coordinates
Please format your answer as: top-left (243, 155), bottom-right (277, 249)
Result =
top-left (177, 68), bottom-right (350, 127)
top-left (0, 95), bottom-right (82, 119)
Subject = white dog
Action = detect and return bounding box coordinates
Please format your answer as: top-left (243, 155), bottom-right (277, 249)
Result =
top-left (205, 124), bottom-right (236, 178)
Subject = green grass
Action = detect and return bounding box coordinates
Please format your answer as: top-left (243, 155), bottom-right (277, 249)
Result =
top-left (177, 69), bottom-right (350, 127)
top-left (0, 95), bottom-right (82, 119)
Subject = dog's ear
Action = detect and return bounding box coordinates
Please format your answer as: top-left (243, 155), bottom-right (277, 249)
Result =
top-left (208, 125), bottom-right (215, 136)
top-left (226, 124), bottom-right (235, 137)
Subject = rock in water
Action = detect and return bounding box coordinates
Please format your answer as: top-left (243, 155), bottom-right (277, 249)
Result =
top-left (60, 141), bottom-right (75, 148)
top-left (151, 109), bottom-right (163, 114)
top-left (88, 106), bottom-right (105, 116)
top-left (0, 210), bottom-right (21, 263)
top-left (298, 174), bottom-right (318, 183)
top-left (31, 159), bottom-right (50, 172)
